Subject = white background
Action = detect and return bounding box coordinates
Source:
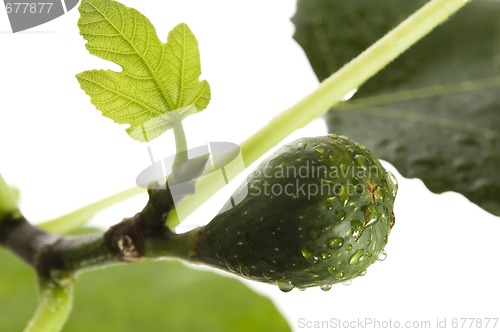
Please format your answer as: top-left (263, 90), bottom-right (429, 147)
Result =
top-left (1, 1), bottom-right (499, 331)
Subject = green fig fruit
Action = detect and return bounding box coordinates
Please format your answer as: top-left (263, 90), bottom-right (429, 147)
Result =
top-left (193, 135), bottom-right (397, 291)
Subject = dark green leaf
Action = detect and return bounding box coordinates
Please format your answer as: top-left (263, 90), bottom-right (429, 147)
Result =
top-left (0, 250), bottom-right (38, 331)
top-left (0, 249), bottom-right (290, 331)
top-left (293, 0), bottom-right (500, 216)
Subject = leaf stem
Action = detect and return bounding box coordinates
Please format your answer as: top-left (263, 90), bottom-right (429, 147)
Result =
top-left (24, 279), bottom-right (74, 332)
top-left (166, 0), bottom-right (471, 227)
top-left (38, 186), bottom-right (145, 234)
top-left (239, 0), bottom-right (470, 165)
top-left (172, 123), bottom-right (189, 171)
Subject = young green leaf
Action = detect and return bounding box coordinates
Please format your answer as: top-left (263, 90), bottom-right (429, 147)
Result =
top-left (293, 0), bottom-right (500, 216)
top-left (76, 0), bottom-right (210, 142)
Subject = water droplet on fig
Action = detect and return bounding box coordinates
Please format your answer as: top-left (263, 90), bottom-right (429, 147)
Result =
top-left (354, 154), bottom-right (369, 169)
top-left (314, 145), bottom-right (325, 153)
top-left (345, 244), bottom-right (353, 251)
top-left (340, 163), bottom-right (349, 175)
top-left (328, 237), bottom-right (344, 249)
top-left (320, 284), bottom-right (332, 291)
top-left (364, 204), bottom-right (380, 227)
top-left (351, 220), bottom-right (364, 237)
top-left (377, 250), bottom-right (387, 262)
top-left (336, 186), bottom-right (349, 206)
top-left (343, 280), bottom-right (353, 286)
top-left (349, 249), bottom-right (365, 265)
top-left (276, 279), bottom-right (294, 292)
top-left (298, 142), bottom-right (307, 150)
top-left (387, 171), bottom-right (398, 196)
top-left (335, 272), bottom-right (344, 280)
top-left (239, 265), bottom-right (251, 278)
top-left (301, 248), bottom-right (319, 263)
top-left (324, 197), bottom-right (335, 210)
top-left (335, 210), bottom-right (346, 222)
top-left (321, 252), bottom-right (331, 259)
top-left (225, 260), bottom-right (236, 273)
top-left (327, 266), bottom-right (336, 273)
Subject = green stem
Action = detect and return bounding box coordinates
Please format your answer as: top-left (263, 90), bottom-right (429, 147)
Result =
top-left (173, 123), bottom-right (189, 169)
top-left (144, 228), bottom-right (200, 261)
top-left (165, 0), bottom-right (470, 227)
top-left (24, 278), bottom-right (75, 332)
top-left (38, 186), bottom-right (145, 234)
top-left (239, 0), bottom-right (470, 165)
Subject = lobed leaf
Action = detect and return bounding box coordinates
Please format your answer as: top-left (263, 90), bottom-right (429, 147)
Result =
top-left (293, 0), bottom-right (500, 216)
top-left (0, 249), bottom-right (290, 331)
top-left (76, 0), bottom-right (210, 142)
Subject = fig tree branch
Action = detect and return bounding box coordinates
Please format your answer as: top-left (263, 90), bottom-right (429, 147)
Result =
top-left (0, 185), bottom-right (198, 281)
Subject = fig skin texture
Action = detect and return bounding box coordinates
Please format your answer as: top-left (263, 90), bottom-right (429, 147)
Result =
top-left (193, 135), bottom-right (397, 292)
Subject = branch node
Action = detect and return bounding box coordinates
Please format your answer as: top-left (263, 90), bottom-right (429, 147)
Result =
top-left (104, 214), bottom-right (145, 262)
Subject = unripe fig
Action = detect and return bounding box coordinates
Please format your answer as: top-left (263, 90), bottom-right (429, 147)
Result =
top-left (193, 135), bottom-right (397, 291)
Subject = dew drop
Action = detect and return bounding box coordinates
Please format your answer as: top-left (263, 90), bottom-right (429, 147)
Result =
top-left (343, 280), bottom-right (353, 286)
top-left (298, 142), bottom-right (307, 150)
top-left (335, 209), bottom-right (346, 222)
top-left (359, 270), bottom-right (367, 277)
top-left (336, 186), bottom-right (349, 206)
top-left (328, 237), bottom-right (344, 249)
top-left (335, 271), bottom-right (344, 280)
top-left (239, 265), bottom-right (251, 278)
top-left (225, 260), bottom-right (236, 273)
top-left (387, 171), bottom-right (398, 196)
top-left (340, 163), bottom-right (349, 176)
top-left (351, 220), bottom-right (364, 237)
top-left (314, 145), bottom-right (325, 153)
top-left (349, 249), bottom-right (365, 265)
top-left (298, 287), bottom-right (306, 291)
top-left (354, 154), bottom-right (369, 169)
top-left (364, 204), bottom-right (380, 227)
top-left (276, 278), bottom-right (294, 292)
top-left (327, 266), bottom-right (336, 273)
top-left (321, 252), bottom-right (331, 259)
top-left (377, 250), bottom-right (387, 262)
top-left (301, 248), bottom-right (319, 263)
top-left (345, 244), bottom-right (353, 251)
top-left (320, 284), bottom-right (332, 291)
top-left (324, 197), bottom-right (335, 210)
